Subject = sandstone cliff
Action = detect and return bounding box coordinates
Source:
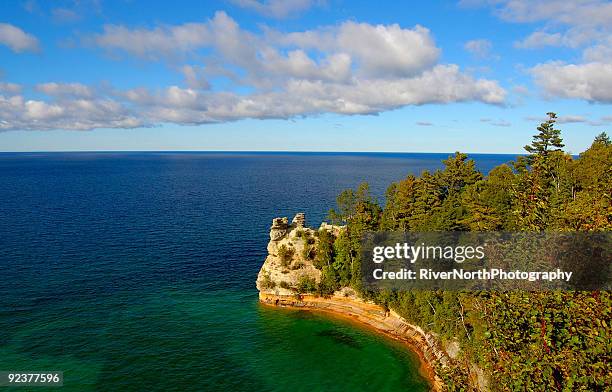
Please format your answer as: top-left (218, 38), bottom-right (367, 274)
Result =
top-left (256, 213), bottom-right (464, 391)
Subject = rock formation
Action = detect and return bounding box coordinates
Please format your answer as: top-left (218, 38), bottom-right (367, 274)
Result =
top-left (292, 212), bottom-right (305, 228)
top-left (256, 213), bottom-right (488, 391)
top-left (257, 213), bottom-right (323, 296)
top-left (269, 217), bottom-right (288, 241)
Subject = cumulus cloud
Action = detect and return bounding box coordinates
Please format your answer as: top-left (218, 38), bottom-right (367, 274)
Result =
top-left (36, 82), bottom-right (93, 98)
top-left (531, 62), bottom-right (612, 103)
top-left (0, 82), bottom-right (22, 94)
top-left (181, 65), bottom-right (211, 90)
top-left (0, 23), bottom-right (39, 53)
top-left (471, 0), bottom-right (612, 50)
top-left (0, 94), bottom-right (145, 131)
top-left (230, 0), bottom-right (321, 18)
top-left (514, 31), bottom-right (563, 49)
top-left (0, 12), bottom-right (506, 131)
top-left (464, 0), bottom-right (612, 28)
top-left (467, 0), bottom-right (612, 103)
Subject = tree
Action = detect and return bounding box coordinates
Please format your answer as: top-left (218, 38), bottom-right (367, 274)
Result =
top-left (524, 112), bottom-right (565, 161)
top-left (593, 131), bottom-right (611, 146)
top-left (314, 229), bottom-right (334, 269)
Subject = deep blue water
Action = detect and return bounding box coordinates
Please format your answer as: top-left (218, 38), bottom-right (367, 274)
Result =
top-left (0, 152), bottom-right (516, 391)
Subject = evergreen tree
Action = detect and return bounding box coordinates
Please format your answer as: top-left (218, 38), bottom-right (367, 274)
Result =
top-left (593, 131), bottom-right (610, 146)
top-left (524, 112), bottom-right (564, 161)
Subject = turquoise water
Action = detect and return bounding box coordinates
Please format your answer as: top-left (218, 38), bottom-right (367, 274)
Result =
top-left (0, 152), bottom-right (515, 391)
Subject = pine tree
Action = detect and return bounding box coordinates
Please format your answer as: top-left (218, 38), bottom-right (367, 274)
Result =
top-left (593, 131), bottom-right (610, 146)
top-left (524, 112), bottom-right (564, 161)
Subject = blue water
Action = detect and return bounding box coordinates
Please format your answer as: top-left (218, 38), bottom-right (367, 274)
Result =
top-left (0, 152), bottom-right (515, 391)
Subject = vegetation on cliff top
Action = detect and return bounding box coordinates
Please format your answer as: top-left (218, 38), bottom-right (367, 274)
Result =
top-left (311, 114), bottom-right (611, 391)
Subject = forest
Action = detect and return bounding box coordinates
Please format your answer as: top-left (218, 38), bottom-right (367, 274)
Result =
top-left (310, 113), bottom-right (611, 391)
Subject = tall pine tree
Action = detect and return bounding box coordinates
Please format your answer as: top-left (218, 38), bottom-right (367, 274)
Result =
top-left (524, 112), bottom-right (564, 162)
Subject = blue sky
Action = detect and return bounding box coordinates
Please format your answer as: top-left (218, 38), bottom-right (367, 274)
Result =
top-left (0, 0), bottom-right (610, 153)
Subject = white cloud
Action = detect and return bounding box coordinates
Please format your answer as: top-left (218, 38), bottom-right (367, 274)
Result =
top-left (514, 31), bottom-right (563, 49)
top-left (0, 23), bottom-right (39, 53)
top-left (583, 36), bottom-right (612, 62)
top-left (531, 62), bottom-right (612, 103)
top-left (91, 21), bottom-right (212, 59)
top-left (0, 12), bottom-right (506, 131)
top-left (525, 114), bottom-right (610, 127)
top-left (342, 23), bottom-right (439, 78)
top-left (465, 0), bottom-right (612, 28)
top-left (230, 0), bottom-right (321, 18)
top-left (416, 121), bottom-right (433, 126)
top-left (0, 94), bottom-right (144, 131)
top-left (0, 82), bottom-right (21, 94)
top-left (511, 84), bottom-right (530, 96)
top-left (181, 65), bottom-right (211, 90)
top-left (36, 82), bottom-right (93, 98)
top-left (468, 1), bottom-right (612, 103)
top-left (557, 115), bottom-right (588, 124)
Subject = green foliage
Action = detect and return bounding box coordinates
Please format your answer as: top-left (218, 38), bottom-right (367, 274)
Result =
top-left (277, 244), bottom-right (294, 267)
top-left (296, 275), bottom-right (317, 293)
top-left (317, 265), bottom-right (340, 296)
top-left (314, 229), bottom-right (334, 269)
top-left (260, 273), bottom-right (276, 289)
top-left (301, 244), bottom-right (315, 260)
top-left (322, 116), bottom-right (611, 390)
top-left (279, 281), bottom-right (290, 289)
top-left (524, 112), bottom-right (564, 161)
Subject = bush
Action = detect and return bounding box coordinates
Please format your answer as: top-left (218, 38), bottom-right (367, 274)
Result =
top-left (279, 281), bottom-right (291, 289)
top-left (260, 273), bottom-right (276, 289)
top-left (317, 265), bottom-right (339, 296)
top-left (301, 245), bottom-right (316, 260)
top-left (277, 244), bottom-right (294, 267)
top-left (296, 275), bottom-right (317, 293)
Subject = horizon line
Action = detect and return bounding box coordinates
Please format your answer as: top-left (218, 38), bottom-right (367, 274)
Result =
top-left (0, 149), bottom-right (526, 155)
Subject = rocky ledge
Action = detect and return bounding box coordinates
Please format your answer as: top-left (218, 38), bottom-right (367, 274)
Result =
top-left (256, 213), bottom-right (456, 391)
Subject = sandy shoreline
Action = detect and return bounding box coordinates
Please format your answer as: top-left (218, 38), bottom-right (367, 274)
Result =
top-left (259, 292), bottom-right (447, 391)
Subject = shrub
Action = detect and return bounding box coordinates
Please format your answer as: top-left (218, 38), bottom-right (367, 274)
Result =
top-left (296, 275), bottom-right (317, 293)
top-left (277, 244), bottom-right (294, 267)
top-left (260, 273), bottom-right (276, 289)
top-left (279, 281), bottom-right (291, 289)
top-left (301, 245), bottom-right (316, 260)
top-left (317, 265), bottom-right (339, 296)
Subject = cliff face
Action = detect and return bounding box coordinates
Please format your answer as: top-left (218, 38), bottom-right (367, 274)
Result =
top-left (256, 213), bottom-right (344, 295)
top-left (256, 213), bottom-right (459, 391)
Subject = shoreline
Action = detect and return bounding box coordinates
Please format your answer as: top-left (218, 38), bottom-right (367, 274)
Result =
top-left (259, 291), bottom-right (447, 392)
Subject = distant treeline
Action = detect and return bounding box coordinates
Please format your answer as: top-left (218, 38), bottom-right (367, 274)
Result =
top-left (309, 113), bottom-right (610, 391)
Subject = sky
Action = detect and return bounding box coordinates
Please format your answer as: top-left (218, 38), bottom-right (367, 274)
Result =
top-left (0, 0), bottom-right (611, 153)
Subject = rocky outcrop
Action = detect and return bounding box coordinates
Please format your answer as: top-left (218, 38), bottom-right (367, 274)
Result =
top-left (257, 213), bottom-right (483, 392)
top-left (269, 217), bottom-right (289, 241)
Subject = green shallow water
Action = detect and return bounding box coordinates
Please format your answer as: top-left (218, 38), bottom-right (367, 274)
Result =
top-left (1, 287), bottom-right (429, 391)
